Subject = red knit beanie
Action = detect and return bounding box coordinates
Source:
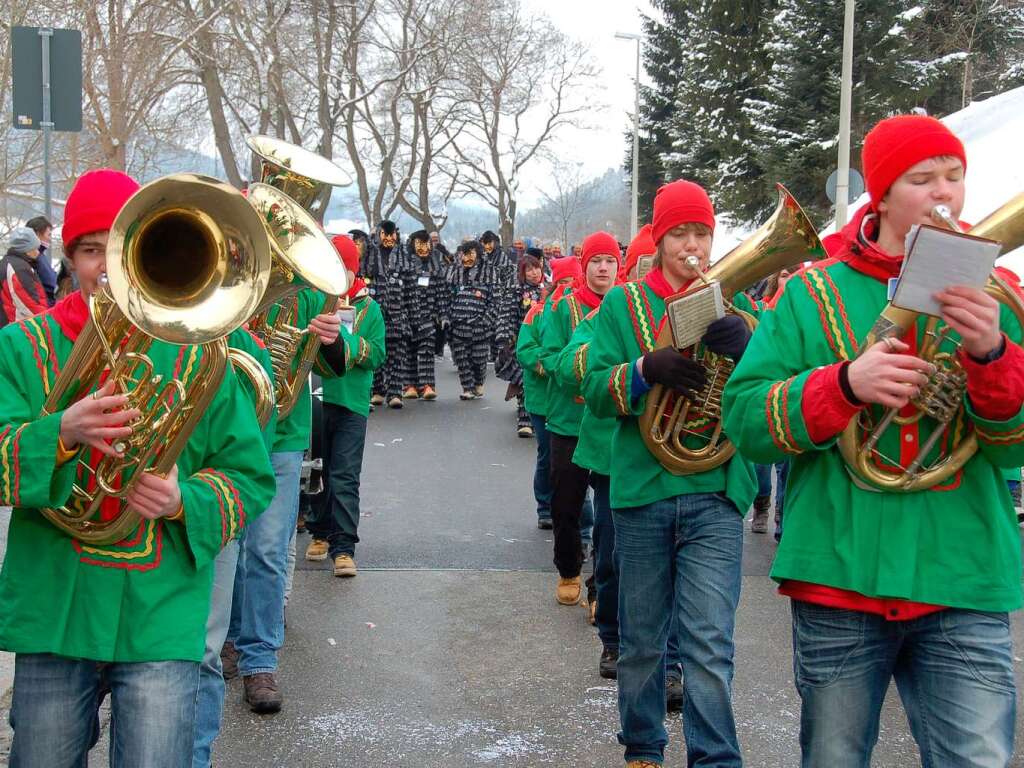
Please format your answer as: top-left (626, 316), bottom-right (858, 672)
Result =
top-left (651, 180), bottom-right (716, 245)
top-left (620, 224), bottom-right (655, 280)
top-left (580, 231), bottom-right (621, 271)
top-left (332, 234), bottom-right (360, 273)
top-left (62, 169), bottom-right (140, 248)
top-left (862, 115), bottom-right (966, 209)
top-left (550, 255), bottom-right (582, 284)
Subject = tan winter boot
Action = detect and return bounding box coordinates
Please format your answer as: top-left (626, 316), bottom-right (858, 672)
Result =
top-left (556, 576), bottom-right (582, 606)
top-left (305, 538), bottom-right (328, 561)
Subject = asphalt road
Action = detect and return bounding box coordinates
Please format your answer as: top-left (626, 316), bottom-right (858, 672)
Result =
top-left (4, 357), bottom-right (1023, 767)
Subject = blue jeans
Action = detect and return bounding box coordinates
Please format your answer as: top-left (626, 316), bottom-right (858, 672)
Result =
top-left (581, 489), bottom-right (594, 548)
top-left (528, 412), bottom-right (552, 521)
top-left (614, 492), bottom-right (743, 766)
top-left (235, 450), bottom-right (303, 675)
top-left (9, 653), bottom-right (199, 768)
top-left (306, 403), bottom-right (368, 559)
top-left (792, 601), bottom-right (1017, 767)
top-left (193, 539), bottom-right (239, 768)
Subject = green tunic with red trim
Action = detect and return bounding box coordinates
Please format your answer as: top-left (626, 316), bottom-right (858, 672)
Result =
top-left (554, 310), bottom-right (614, 475)
top-left (268, 288), bottom-right (330, 453)
top-left (516, 296), bottom-right (551, 417)
top-left (0, 296), bottom-right (276, 662)
top-left (723, 257), bottom-right (1024, 612)
top-left (582, 273), bottom-right (757, 511)
top-left (541, 291), bottom-right (599, 437)
top-left (320, 292), bottom-right (386, 417)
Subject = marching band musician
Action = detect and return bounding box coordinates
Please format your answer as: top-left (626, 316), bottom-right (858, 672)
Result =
top-left (305, 235), bottom-right (386, 577)
top-left (724, 115), bottom-right (1021, 767)
top-left (231, 275), bottom-right (348, 714)
top-left (0, 169), bottom-right (276, 767)
top-left (540, 234), bottom-right (621, 608)
top-left (582, 180), bottom-right (756, 768)
top-left (194, 325), bottom-right (277, 767)
top-left (515, 257), bottom-right (584, 530)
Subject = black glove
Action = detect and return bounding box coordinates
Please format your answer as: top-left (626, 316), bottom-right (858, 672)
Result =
top-left (701, 315), bottom-right (751, 360)
top-left (641, 347), bottom-right (707, 397)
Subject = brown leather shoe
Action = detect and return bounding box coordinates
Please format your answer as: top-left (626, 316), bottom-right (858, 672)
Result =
top-left (220, 640), bottom-right (239, 681)
top-left (556, 576), bottom-right (582, 605)
top-left (305, 538), bottom-right (328, 561)
top-left (243, 672), bottom-right (282, 714)
top-left (626, 761), bottom-right (662, 768)
top-left (421, 385), bottom-right (437, 400)
top-left (370, 393), bottom-right (385, 406)
top-left (402, 386), bottom-right (419, 399)
top-left (333, 554), bottom-right (357, 577)
top-left (387, 396), bottom-right (404, 409)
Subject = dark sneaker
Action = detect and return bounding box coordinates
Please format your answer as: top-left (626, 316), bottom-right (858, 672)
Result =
top-left (537, 518), bottom-right (553, 530)
top-left (666, 675), bottom-right (683, 713)
top-left (243, 672), bottom-right (282, 714)
top-left (599, 647), bottom-right (618, 679)
top-left (751, 495), bottom-right (770, 533)
top-left (220, 640), bottom-right (239, 681)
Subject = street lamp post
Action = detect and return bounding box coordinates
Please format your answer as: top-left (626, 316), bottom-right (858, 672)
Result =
top-left (835, 0), bottom-right (856, 228)
top-left (616, 31), bottom-right (641, 239)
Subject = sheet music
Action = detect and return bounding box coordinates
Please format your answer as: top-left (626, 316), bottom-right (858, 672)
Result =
top-left (636, 255), bottom-right (655, 280)
top-left (892, 225), bottom-right (1001, 317)
top-left (666, 282), bottom-right (725, 349)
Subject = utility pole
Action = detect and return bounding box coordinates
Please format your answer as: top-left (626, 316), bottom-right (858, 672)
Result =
top-left (835, 0), bottom-right (855, 228)
top-left (615, 32), bottom-right (642, 239)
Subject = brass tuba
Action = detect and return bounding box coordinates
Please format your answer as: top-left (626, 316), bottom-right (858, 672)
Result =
top-left (246, 136), bottom-right (351, 418)
top-left (837, 192), bottom-right (1024, 492)
top-left (39, 174), bottom-right (272, 544)
top-left (639, 184), bottom-right (825, 474)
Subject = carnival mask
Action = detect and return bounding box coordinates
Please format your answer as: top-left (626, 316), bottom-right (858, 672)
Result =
top-left (461, 250), bottom-right (478, 268)
top-left (380, 231), bottom-right (397, 248)
top-left (414, 239), bottom-right (431, 258)
top-left (482, 241), bottom-right (494, 254)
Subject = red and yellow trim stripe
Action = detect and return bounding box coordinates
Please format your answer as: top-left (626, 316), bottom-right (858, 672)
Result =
top-left (623, 282), bottom-right (657, 353)
top-left (799, 268), bottom-right (858, 362)
top-left (573, 343), bottom-right (589, 385)
top-left (608, 362), bottom-right (631, 416)
top-left (765, 377), bottom-right (801, 454)
top-left (195, 468), bottom-right (246, 545)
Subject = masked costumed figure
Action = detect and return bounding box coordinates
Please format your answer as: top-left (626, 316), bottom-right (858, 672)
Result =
top-left (365, 220), bottom-right (413, 409)
top-left (402, 230), bottom-right (447, 399)
top-left (444, 241), bottom-right (497, 400)
top-left (496, 247), bottom-right (546, 436)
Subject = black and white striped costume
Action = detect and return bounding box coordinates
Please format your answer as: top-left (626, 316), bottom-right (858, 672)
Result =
top-left (496, 281), bottom-right (545, 428)
top-left (363, 223), bottom-right (415, 401)
top-left (402, 233), bottom-right (448, 391)
top-left (444, 243), bottom-right (497, 392)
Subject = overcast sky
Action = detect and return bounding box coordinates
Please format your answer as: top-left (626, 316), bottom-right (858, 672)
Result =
top-left (514, 0), bottom-right (654, 208)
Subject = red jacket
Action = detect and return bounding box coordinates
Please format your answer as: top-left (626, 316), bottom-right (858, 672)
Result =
top-left (0, 249), bottom-right (48, 327)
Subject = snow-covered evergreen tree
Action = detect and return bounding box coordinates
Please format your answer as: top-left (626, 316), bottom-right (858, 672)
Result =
top-left (662, 0), bottom-right (778, 226)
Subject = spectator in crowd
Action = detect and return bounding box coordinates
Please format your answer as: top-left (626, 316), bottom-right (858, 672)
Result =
top-left (0, 226), bottom-right (48, 327)
top-left (25, 215), bottom-right (57, 306)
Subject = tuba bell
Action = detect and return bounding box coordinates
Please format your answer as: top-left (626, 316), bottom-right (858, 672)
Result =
top-left (39, 174), bottom-right (272, 544)
top-left (245, 136), bottom-right (351, 418)
top-left (837, 192), bottom-right (1024, 491)
top-left (638, 184), bottom-right (826, 474)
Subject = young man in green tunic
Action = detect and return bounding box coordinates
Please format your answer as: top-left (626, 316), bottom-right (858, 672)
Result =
top-left (0, 169), bottom-right (276, 767)
top-left (304, 235), bottom-right (386, 576)
top-left (540, 236), bottom-right (619, 606)
top-left (724, 115), bottom-right (1021, 766)
top-left (516, 257), bottom-right (583, 530)
top-left (582, 180), bottom-right (756, 768)
top-left (232, 280), bottom-right (346, 713)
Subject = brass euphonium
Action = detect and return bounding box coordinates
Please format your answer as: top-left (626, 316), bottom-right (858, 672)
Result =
top-left (837, 192), bottom-right (1024, 491)
top-left (639, 184), bottom-right (825, 474)
top-left (39, 174), bottom-right (272, 544)
top-left (246, 135), bottom-right (351, 418)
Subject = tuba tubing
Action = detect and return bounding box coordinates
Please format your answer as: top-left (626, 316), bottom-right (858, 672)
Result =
top-left (836, 192), bottom-right (1024, 491)
top-left (38, 174), bottom-right (271, 545)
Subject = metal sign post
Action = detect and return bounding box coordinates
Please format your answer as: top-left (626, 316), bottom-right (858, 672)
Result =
top-left (40, 28), bottom-right (54, 221)
top-left (12, 26), bottom-right (82, 220)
